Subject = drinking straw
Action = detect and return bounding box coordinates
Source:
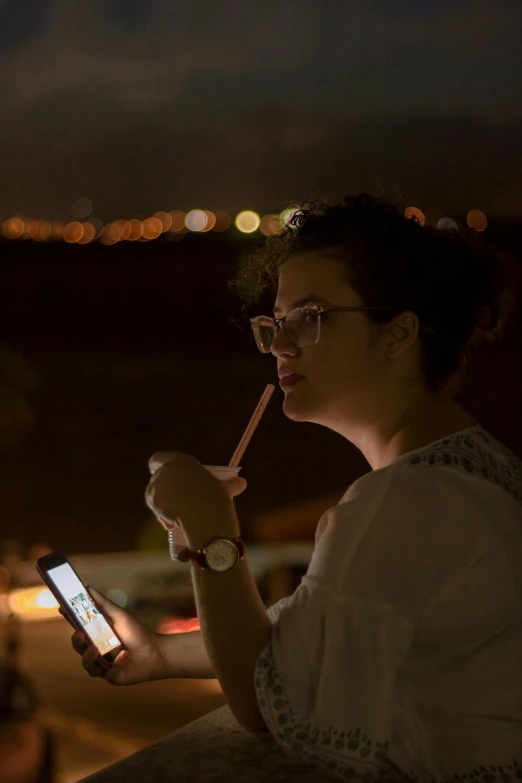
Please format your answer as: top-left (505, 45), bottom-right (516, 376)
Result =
top-left (169, 383), bottom-right (275, 560)
top-left (228, 383), bottom-right (275, 468)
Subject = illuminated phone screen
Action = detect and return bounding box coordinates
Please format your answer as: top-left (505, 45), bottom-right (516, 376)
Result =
top-left (47, 563), bottom-right (120, 655)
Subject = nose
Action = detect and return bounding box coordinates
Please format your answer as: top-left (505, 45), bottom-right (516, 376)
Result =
top-left (270, 325), bottom-right (299, 358)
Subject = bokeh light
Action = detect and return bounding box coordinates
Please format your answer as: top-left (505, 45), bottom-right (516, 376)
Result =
top-left (213, 210), bottom-right (231, 232)
top-left (77, 222), bottom-right (96, 244)
top-left (63, 221), bottom-right (84, 244)
top-left (200, 210), bottom-right (216, 232)
top-left (467, 209), bottom-right (488, 232)
top-left (2, 217), bottom-right (25, 239)
top-left (49, 221), bottom-right (65, 240)
top-left (33, 221), bottom-right (51, 242)
top-left (185, 209), bottom-right (208, 232)
top-left (437, 217), bottom-right (459, 233)
top-left (23, 218), bottom-right (40, 239)
top-left (280, 207), bottom-right (300, 230)
top-left (259, 214), bottom-right (273, 236)
top-left (235, 211), bottom-right (260, 233)
top-left (142, 217), bottom-right (163, 240)
top-left (405, 206), bottom-right (425, 225)
top-left (168, 210), bottom-right (186, 232)
top-left (115, 219), bottom-right (132, 240)
top-left (153, 211), bottom-right (172, 232)
top-left (128, 219), bottom-right (144, 241)
top-left (71, 197), bottom-right (93, 220)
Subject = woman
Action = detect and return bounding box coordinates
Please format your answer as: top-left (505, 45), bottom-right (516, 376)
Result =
top-left (67, 194), bottom-right (521, 781)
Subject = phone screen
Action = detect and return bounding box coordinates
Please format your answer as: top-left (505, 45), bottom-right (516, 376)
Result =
top-left (46, 562), bottom-right (121, 655)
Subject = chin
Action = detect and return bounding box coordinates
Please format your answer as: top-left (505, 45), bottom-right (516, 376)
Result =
top-left (282, 389), bottom-right (315, 422)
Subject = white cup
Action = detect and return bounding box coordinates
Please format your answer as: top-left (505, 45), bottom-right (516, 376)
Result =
top-left (168, 465), bottom-right (242, 560)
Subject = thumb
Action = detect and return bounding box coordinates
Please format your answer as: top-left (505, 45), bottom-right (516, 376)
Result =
top-left (223, 476), bottom-right (247, 497)
top-left (87, 586), bottom-right (123, 623)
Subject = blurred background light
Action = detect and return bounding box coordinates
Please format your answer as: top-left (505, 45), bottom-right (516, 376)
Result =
top-left (50, 221), bottom-right (65, 240)
top-left (106, 588), bottom-right (128, 608)
top-left (212, 210), bottom-right (231, 232)
top-left (142, 216), bottom-right (163, 239)
top-left (279, 206), bottom-right (301, 230)
top-left (77, 222), bottom-right (96, 244)
top-left (116, 219), bottom-right (132, 240)
top-left (437, 216), bottom-right (459, 232)
top-left (33, 220), bottom-right (52, 242)
top-left (63, 221), bottom-right (84, 244)
top-left (168, 210), bottom-right (186, 232)
top-left (2, 216), bottom-right (25, 239)
top-left (200, 210), bottom-right (216, 232)
top-left (128, 218), bottom-right (144, 241)
top-left (467, 209), bottom-right (488, 232)
top-left (185, 209), bottom-right (208, 232)
top-left (405, 206), bottom-right (425, 225)
top-left (235, 210), bottom-right (260, 233)
top-left (71, 197), bottom-right (93, 220)
top-left (153, 211), bottom-right (172, 232)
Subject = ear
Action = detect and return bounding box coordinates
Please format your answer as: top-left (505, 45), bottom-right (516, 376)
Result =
top-left (386, 311), bottom-right (420, 360)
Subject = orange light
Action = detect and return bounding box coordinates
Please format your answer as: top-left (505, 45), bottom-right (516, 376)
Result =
top-left (200, 210), bottom-right (216, 232)
top-left (212, 210), bottom-right (231, 232)
top-left (153, 211), bottom-right (173, 232)
top-left (142, 217), bottom-right (162, 240)
top-left (127, 219), bottom-right (144, 241)
top-left (168, 210), bottom-right (186, 232)
top-left (2, 217), bottom-right (25, 239)
top-left (77, 222), bottom-right (96, 244)
top-left (63, 221), bottom-right (84, 243)
top-left (405, 206), bottom-right (425, 225)
top-left (467, 209), bottom-right (487, 232)
top-left (33, 221), bottom-right (52, 242)
top-left (24, 218), bottom-right (40, 239)
top-left (116, 219), bottom-right (132, 240)
top-left (50, 221), bottom-right (65, 240)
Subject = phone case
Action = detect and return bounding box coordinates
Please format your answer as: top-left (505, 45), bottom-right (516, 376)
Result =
top-left (35, 553), bottom-right (119, 670)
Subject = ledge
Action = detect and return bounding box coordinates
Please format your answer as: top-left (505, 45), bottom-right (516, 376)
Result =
top-left (78, 703), bottom-right (338, 782)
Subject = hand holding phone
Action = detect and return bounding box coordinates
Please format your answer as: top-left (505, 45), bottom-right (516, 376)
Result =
top-left (36, 553), bottom-right (168, 685)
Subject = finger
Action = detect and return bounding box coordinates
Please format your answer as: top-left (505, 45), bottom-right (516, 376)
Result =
top-left (71, 630), bottom-right (87, 654)
top-left (82, 644), bottom-right (105, 678)
top-left (148, 450), bottom-right (180, 474)
top-left (87, 586), bottom-right (124, 626)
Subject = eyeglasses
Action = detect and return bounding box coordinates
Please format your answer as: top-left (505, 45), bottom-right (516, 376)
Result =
top-left (250, 305), bottom-right (405, 354)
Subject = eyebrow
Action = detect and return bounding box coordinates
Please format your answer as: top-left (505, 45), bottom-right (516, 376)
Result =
top-left (273, 295), bottom-right (332, 316)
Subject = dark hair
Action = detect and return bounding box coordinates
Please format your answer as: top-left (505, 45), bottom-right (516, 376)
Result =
top-left (233, 193), bottom-right (519, 395)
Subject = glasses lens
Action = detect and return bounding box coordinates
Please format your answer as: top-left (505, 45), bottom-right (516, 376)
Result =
top-left (285, 308), bottom-right (320, 347)
top-left (251, 318), bottom-right (276, 353)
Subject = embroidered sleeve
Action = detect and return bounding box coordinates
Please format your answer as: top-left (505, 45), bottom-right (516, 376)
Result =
top-left (254, 581), bottom-right (414, 780)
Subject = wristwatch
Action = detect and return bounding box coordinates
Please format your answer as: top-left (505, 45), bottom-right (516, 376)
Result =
top-left (178, 536), bottom-right (245, 573)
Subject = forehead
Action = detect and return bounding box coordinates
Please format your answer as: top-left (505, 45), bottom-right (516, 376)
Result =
top-left (275, 251), bottom-right (355, 306)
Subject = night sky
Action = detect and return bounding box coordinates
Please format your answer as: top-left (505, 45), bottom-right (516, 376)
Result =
top-left (1, 0), bottom-right (521, 220)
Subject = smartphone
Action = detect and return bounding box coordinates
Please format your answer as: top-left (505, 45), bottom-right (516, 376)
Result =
top-left (35, 552), bottom-right (125, 669)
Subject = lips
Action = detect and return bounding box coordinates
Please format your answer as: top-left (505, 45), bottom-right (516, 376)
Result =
top-left (278, 368), bottom-right (305, 388)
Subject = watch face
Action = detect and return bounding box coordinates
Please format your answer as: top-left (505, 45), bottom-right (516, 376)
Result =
top-left (205, 539), bottom-right (238, 572)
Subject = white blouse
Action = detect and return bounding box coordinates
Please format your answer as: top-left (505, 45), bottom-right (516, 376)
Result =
top-left (254, 424), bottom-right (522, 781)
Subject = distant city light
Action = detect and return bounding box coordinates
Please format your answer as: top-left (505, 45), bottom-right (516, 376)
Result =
top-left (153, 211), bottom-right (172, 232)
top-left (77, 222), bottom-right (96, 244)
top-left (2, 217), bottom-right (25, 239)
top-left (128, 219), bottom-right (144, 241)
top-left (405, 206), bottom-right (425, 225)
top-left (280, 207), bottom-right (300, 230)
top-left (185, 209), bottom-right (208, 232)
top-left (63, 221), bottom-right (84, 243)
top-left (235, 211), bottom-right (260, 233)
top-left (437, 217), bottom-right (460, 232)
top-left (467, 209), bottom-right (488, 232)
top-left (71, 197), bottom-right (93, 220)
top-left (200, 210), bottom-right (216, 232)
top-left (212, 210), bottom-right (231, 232)
top-left (168, 210), bottom-right (186, 232)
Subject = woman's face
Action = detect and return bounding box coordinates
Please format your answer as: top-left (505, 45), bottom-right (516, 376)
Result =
top-left (272, 250), bottom-right (413, 431)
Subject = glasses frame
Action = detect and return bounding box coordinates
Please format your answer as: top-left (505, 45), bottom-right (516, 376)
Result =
top-left (250, 304), bottom-right (436, 353)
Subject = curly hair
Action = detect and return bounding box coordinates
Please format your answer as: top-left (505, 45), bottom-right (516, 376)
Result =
top-left (232, 193), bottom-right (519, 395)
